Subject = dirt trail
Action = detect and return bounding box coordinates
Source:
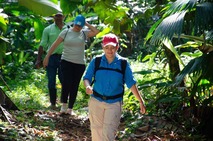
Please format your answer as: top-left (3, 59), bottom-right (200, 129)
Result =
top-left (0, 109), bottom-right (204, 141)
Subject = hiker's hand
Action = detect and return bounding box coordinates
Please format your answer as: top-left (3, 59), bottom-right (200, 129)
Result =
top-left (43, 56), bottom-right (49, 68)
top-left (86, 86), bottom-right (93, 95)
top-left (35, 59), bottom-right (42, 69)
top-left (140, 102), bottom-right (146, 114)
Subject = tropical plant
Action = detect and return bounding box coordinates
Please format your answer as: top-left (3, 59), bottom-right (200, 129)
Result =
top-left (145, 0), bottom-right (213, 136)
top-left (0, 8), bottom-right (9, 65)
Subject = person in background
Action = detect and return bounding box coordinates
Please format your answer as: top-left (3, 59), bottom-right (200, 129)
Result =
top-left (83, 33), bottom-right (146, 141)
top-left (43, 15), bottom-right (99, 115)
top-left (35, 12), bottom-right (66, 109)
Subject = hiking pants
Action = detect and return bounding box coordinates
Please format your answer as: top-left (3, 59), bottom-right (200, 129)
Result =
top-left (88, 97), bottom-right (122, 141)
top-left (60, 60), bottom-right (85, 109)
top-left (46, 54), bottom-right (63, 105)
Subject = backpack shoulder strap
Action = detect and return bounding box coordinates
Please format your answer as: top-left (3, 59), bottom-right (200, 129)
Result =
top-left (120, 59), bottom-right (127, 76)
top-left (63, 25), bottom-right (70, 40)
top-left (95, 57), bottom-right (127, 75)
top-left (91, 56), bottom-right (127, 86)
top-left (120, 58), bottom-right (127, 94)
top-left (91, 56), bottom-right (102, 86)
top-left (94, 56), bottom-right (102, 74)
top-left (82, 30), bottom-right (86, 41)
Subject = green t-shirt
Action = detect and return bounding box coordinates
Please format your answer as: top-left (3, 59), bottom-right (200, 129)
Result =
top-left (39, 23), bottom-right (67, 54)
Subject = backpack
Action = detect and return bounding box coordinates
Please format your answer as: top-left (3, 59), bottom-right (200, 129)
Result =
top-left (91, 56), bottom-right (127, 86)
top-left (91, 56), bottom-right (127, 100)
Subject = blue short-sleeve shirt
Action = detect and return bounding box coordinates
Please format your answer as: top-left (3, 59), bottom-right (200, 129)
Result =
top-left (83, 54), bottom-right (136, 103)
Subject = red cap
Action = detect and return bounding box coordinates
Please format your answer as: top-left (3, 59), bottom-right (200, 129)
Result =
top-left (102, 33), bottom-right (119, 47)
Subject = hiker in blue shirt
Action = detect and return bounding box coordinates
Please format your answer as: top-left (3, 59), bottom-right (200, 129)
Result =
top-left (83, 33), bottom-right (146, 141)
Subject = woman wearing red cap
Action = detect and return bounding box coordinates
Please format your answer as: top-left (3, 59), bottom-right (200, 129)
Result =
top-left (83, 33), bottom-right (146, 141)
top-left (43, 15), bottom-right (99, 115)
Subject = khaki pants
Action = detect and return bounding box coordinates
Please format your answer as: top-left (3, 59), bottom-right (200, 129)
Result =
top-left (88, 97), bottom-right (122, 141)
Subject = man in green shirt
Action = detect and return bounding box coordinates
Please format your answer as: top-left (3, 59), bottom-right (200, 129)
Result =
top-left (35, 12), bottom-right (66, 109)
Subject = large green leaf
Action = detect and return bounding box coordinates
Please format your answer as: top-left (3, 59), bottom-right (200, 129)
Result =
top-left (163, 0), bottom-right (196, 17)
top-left (18, 0), bottom-right (62, 17)
top-left (0, 12), bottom-right (8, 33)
top-left (150, 0), bottom-right (213, 45)
top-left (34, 19), bottom-right (45, 40)
top-left (195, 2), bottom-right (213, 33)
top-left (162, 38), bottom-right (184, 66)
top-left (93, 1), bottom-right (130, 34)
top-left (60, 0), bottom-right (83, 15)
top-left (150, 11), bottom-right (186, 45)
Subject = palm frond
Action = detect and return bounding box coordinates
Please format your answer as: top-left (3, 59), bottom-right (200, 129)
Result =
top-left (175, 57), bottom-right (203, 84)
top-left (195, 2), bottom-right (213, 34)
top-left (150, 11), bottom-right (186, 45)
top-left (144, 18), bottom-right (162, 44)
top-left (173, 34), bottom-right (205, 42)
top-left (174, 52), bottom-right (213, 85)
top-left (163, 0), bottom-right (196, 17)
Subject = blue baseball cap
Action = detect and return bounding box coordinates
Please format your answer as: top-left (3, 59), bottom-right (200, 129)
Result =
top-left (74, 15), bottom-right (85, 27)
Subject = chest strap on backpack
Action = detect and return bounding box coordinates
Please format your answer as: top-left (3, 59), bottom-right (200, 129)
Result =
top-left (93, 90), bottom-right (123, 100)
top-left (91, 56), bottom-right (127, 86)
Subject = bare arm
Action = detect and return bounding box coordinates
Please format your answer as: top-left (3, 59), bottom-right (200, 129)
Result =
top-left (43, 37), bottom-right (63, 68)
top-left (130, 84), bottom-right (146, 114)
top-left (85, 22), bottom-right (99, 38)
top-left (35, 46), bottom-right (44, 69)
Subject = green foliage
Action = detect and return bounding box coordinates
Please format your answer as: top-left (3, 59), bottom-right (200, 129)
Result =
top-left (118, 112), bottom-right (144, 139)
top-left (0, 11), bottom-right (9, 65)
top-left (60, 0), bottom-right (83, 15)
top-left (3, 55), bottom-right (34, 81)
top-left (0, 0), bottom-right (212, 140)
top-left (18, 0), bottom-right (62, 17)
top-left (148, 0), bottom-right (213, 45)
top-left (93, 1), bottom-right (131, 35)
top-left (0, 42), bottom-right (7, 64)
top-left (33, 18), bottom-right (45, 41)
top-left (0, 13), bottom-right (8, 33)
top-left (174, 52), bottom-right (213, 85)
top-left (1, 68), bottom-right (48, 110)
top-left (151, 12), bottom-right (186, 45)
top-left (144, 0), bottom-right (213, 127)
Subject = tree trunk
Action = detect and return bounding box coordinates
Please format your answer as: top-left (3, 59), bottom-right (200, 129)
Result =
top-left (164, 47), bottom-right (181, 80)
top-left (164, 46), bottom-right (189, 106)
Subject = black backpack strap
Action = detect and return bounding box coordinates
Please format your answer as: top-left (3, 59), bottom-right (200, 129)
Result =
top-left (120, 59), bottom-right (127, 96)
top-left (94, 56), bottom-right (102, 74)
top-left (91, 56), bottom-right (102, 86)
top-left (82, 31), bottom-right (87, 42)
top-left (96, 58), bottom-right (127, 75)
top-left (120, 59), bottom-right (127, 77)
top-left (63, 25), bottom-right (70, 40)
